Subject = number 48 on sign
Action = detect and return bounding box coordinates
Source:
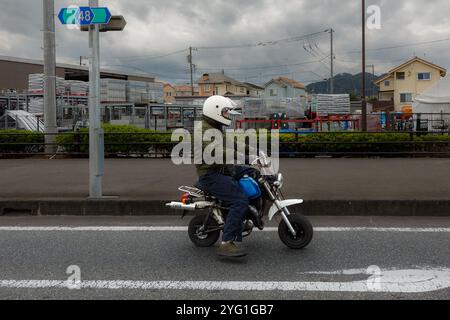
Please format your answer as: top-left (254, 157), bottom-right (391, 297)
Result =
top-left (58, 6), bottom-right (112, 26)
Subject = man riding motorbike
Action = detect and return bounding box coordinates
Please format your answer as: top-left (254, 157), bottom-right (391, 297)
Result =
top-left (195, 95), bottom-right (258, 258)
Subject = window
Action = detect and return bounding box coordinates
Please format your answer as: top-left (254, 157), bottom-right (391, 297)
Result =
top-left (270, 89), bottom-right (278, 97)
top-left (418, 72), bottom-right (431, 80)
top-left (240, 87), bottom-right (245, 94)
top-left (384, 80), bottom-right (390, 87)
top-left (400, 93), bottom-right (412, 103)
top-left (204, 85), bottom-right (210, 92)
top-left (396, 72), bottom-right (405, 80)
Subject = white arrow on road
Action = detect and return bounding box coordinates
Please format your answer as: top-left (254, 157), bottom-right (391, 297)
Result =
top-left (0, 267), bottom-right (449, 293)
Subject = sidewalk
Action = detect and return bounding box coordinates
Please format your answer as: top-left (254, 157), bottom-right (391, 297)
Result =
top-left (1, 159), bottom-right (449, 216)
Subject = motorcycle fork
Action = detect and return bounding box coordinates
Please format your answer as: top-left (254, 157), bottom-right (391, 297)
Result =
top-left (263, 181), bottom-right (297, 236)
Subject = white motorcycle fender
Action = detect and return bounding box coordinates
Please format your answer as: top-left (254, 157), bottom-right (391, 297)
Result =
top-left (268, 199), bottom-right (304, 221)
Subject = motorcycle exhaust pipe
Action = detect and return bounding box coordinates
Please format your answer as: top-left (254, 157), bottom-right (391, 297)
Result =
top-left (166, 201), bottom-right (213, 211)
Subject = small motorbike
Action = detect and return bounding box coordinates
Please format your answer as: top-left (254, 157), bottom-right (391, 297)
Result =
top-left (166, 152), bottom-right (313, 249)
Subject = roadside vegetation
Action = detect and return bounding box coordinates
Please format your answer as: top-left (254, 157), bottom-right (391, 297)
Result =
top-left (0, 125), bottom-right (449, 157)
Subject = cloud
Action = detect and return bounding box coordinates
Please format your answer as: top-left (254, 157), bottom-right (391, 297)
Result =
top-left (0, 0), bottom-right (449, 85)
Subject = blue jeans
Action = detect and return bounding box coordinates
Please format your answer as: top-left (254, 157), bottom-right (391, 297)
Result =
top-left (198, 166), bottom-right (256, 242)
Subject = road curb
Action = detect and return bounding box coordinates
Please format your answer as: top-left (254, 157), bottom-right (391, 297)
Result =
top-left (1, 200), bottom-right (450, 217)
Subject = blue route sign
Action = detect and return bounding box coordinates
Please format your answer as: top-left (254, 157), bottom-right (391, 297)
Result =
top-left (58, 7), bottom-right (112, 26)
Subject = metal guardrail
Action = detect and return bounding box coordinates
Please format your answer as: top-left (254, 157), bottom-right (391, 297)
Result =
top-left (0, 131), bottom-right (449, 158)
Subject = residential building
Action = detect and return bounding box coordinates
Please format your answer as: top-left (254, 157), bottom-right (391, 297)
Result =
top-left (243, 82), bottom-right (264, 97)
top-left (163, 84), bottom-right (176, 103)
top-left (174, 85), bottom-right (199, 97)
top-left (374, 57), bottom-right (447, 112)
top-left (263, 77), bottom-right (307, 99)
top-left (197, 72), bottom-right (260, 97)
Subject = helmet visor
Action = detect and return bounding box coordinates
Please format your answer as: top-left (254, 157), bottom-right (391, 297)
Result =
top-left (222, 107), bottom-right (241, 120)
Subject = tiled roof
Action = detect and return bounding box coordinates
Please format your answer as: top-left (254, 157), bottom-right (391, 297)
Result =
top-left (198, 73), bottom-right (243, 86)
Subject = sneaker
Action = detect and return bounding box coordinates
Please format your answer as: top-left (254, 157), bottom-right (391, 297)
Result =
top-left (217, 241), bottom-right (248, 258)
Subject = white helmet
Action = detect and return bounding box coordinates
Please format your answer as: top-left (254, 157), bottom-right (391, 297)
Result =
top-left (202, 95), bottom-right (241, 126)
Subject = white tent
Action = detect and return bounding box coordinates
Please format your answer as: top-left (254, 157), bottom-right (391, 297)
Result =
top-left (414, 76), bottom-right (450, 113)
top-left (413, 76), bottom-right (450, 131)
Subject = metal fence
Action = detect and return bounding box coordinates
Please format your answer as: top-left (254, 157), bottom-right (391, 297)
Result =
top-left (236, 113), bottom-right (450, 134)
top-left (1, 131), bottom-right (449, 158)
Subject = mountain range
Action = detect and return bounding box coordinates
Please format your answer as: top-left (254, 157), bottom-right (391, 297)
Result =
top-left (306, 72), bottom-right (384, 98)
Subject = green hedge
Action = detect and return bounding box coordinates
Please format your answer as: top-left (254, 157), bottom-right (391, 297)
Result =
top-left (0, 130), bottom-right (44, 153)
top-left (55, 124), bottom-right (174, 154)
top-left (1, 127), bottom-right (449, 156)
top-left (277, 133), bottom-right (450, 154)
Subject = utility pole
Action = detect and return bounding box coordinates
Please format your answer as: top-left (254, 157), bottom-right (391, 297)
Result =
top-left (43, 0), bottom-right (57, 153)
top-left (361, 0), bottom-right (368, 131)
top-left (189, 47), bottom-right (194, 96)
top-left (88, 0), bottom-right (104, 198)
top-left (80, 56), bottom-right (88, 66)
top-left (330, 28), bottom-right (334, 94)
top-left (367, 64), bottom-right (375, 98)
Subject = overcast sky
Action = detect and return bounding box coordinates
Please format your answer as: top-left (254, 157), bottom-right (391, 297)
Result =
top-left (1, 0), bottom-right (450, 85)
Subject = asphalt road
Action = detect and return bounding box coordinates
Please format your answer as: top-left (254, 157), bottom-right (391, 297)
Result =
top-left (0, 216), bottom-right (449, 300)
top-left (1, 158), bottom-right (450, 200)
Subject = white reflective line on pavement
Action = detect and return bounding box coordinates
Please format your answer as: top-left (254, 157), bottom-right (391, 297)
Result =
top-left (0, 226), bottom-right (449, 232)
top-left (1, 268), bottom-right (450, 293)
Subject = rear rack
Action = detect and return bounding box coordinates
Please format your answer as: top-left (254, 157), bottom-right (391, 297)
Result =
top-left (178, 186), bottom-right (205, 198)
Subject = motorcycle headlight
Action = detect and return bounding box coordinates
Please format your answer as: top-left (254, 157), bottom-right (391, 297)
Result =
top-left (274, 173), bottom-right (284, 189)
top-left (278, 173), bottom-right (284, 188)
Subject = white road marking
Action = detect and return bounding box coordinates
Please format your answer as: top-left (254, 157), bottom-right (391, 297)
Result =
top-left (0, 226), bottom-right (449, 232)
top-left (0, 268), bottom-right (449, 293)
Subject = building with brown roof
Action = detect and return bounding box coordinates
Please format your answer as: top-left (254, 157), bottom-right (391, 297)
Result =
top-left (374, 57), bottom-right (447, 112)
top-left (163, 84), bottom-right (176, 103)
top-left (197, 72), bottom-right (262, 97)
top-left (263, 77), bottom-right (307, 99)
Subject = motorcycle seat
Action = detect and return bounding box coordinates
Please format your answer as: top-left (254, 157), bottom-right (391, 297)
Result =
top-left (194, 182), bottom-right (215, 198)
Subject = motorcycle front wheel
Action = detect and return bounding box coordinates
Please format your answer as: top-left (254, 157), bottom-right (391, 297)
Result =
top-left (278, 214), bottom-right (313, 249)
top-left (188, 214), bottom-right (221, 247)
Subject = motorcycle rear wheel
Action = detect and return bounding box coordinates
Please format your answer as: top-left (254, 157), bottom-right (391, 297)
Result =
top-left (188, 214), bottom-right (221, 247)
top-left (278, 214), bottom-right (313, 249)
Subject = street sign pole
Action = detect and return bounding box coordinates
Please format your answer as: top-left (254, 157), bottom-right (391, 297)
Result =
top-left (362, 0), bottom-right (368, 132)
top-left (43, 0), bottom-right (57, 154)
top-left (88, 0), bottom-right (104, 198)
top-left (58, 3), bottom-right (123, 198)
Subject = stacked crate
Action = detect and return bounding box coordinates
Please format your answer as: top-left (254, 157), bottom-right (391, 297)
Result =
top-left (28, 74), bottom-right (65, 95)
top-left (65, 80), bottom-right (89, 96)
top-left (100, 79), bottom-right (127, 103)
top-left (147, 82), bottom-right (164, 104)
top-left (311, 94), bottom-right (351, 116)
top-left (27, 74), bottom-right (65, 114)
top-left (126, 81), bottom-right (148, 103)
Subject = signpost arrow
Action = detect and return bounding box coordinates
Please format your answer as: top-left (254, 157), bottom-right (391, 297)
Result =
top-left (91, 7), bottom-right (112, 24)
top-left (58, 7), bottom-right (111, 25)
top-left (80, 15), bottom-right (127, 32)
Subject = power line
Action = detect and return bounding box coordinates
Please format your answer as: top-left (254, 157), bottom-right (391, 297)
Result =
top-left (196, 30), bottom-right (329, 50)
top-left (112, 49), bottom-right (188, 62)
top-left (338, 37), bottom-right (450, 55)
top-left (196, 58), bottom-right (327, 72)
